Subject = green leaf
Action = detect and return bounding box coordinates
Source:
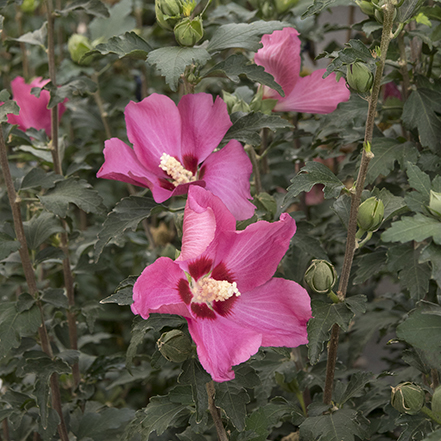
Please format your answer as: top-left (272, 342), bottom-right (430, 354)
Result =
top-left (94, 196), bottom-right (158, 261)
top-left (372, 187), bottom-right (407, 221)
top-left (291, 221), bottom-right (328, 260)
top-left (207, 21), bottom-right (287, 53)
top-left (41, 288), bottom-right (69, 309)
top-left (307, 300), bottom-right (355, 364)
top-left (402, 88), bottom-right (441, 152)
top-left (89, 31), bottom-right (152, 60)
top-left (204, 54), bottom-right (283, 96)
top-left (216, 382), bottom-right (250, 431)
top-left (300, 409), bottom-right (368, 441)
top-left (420, 242), bottom-right (441, 287)
top-left (12, 22), bottom-right (47, 47)
top-left (39, 177), bottom-right (105, 218)
top-left (382, 213), bottom-right (441, 245)
top-left (178, 359), bottom-right (210, 423)
top-left (147, 47), bottom-right (211, 92)
top-left (58, 0), bottom-right (109, 17)
top-left (406, 162), bottom-right (431, 200)
top-left (354, 248), bottom-right (388, 284)
top-left (366, 139), bottom-right (419, 184)
top-left (335, 372), bottom-right (372, 406)
top-left (34, 246), bottom-right (65, 265)
top-left (177, 428), bottom-right (207, 441)
top-left (397, 301), bottom-right (441, 370)
top-left (421, 428), bottom-right (441, 440)
top-left (332, 194), bottom-right (352, 229)
top-left (0, 90), bottom-right (19, 123)
top-left (23, 211), bottom-right (64, 250)
top-left (285, 161), bottom-right (345, 202)
top-left (302, 0), bottom-right (336, 18)
top-left (44, 77), bottom-right (98, 108)
top-left (398, 0), bottom-right (425, 21)
top-left (0, 301), bottom-right (41, 359)
top-left (223, 112), bottom-right (292, 145)
top-left (0, 231), bottom-right (21, 260)
top-left (344, 295), bottom-right (368, 315)
top-left (20, 168), bottom-right (64, 190)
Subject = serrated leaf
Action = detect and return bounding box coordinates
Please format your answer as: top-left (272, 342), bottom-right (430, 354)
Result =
top-left (397, 301), bottom-right (441, 370)
top-left (0, 90), bottom-right (19, 123)
top-left (89, 31), bottom-right (152, 60)
top-left (177, 428), bottom-right (207, 441)
top-left (382, 213), bottom-right (441, 245)
top-left (205, 54), bottom-right (283, 96)
top-left (285, 161), bottom-right (345, 202)
top-left (44, 77), bottom-right (97, 108)
top-left (0, 302), bottom-right (41, 358)
top-left (20, 168), bottom-right (63, 190)
top-left (13, 22), bottom-right (47, 47)
top-left (421, 428), bottom-right (441, 440)
top-left (307, 300), bottom-right (355, 364)
top-left (344, 295), bottom-right (367, 315)
top-left (100, 289), bottom-right (133, 305)
top-left (337, 372), bottom-right (372, 406)
top-left (94, 196), bottom-right (158, 261)
top-left (178, 359), bottom-right (210, 423)
top-left (216, 382), bottom-right (250, 431)
top-left (406, 162), bottom-right (431, 200)
top-left (366, 139), bottom-right (419, 184)
top-left (41, 288), bottom-right (69, 309)
top-left (34, 246), bottom-right (65, 265)
top-left (402, 88), bottom-right (441, 152)
top-left (23, 211), bottom-right (64, 250)
top-left (291, 221), bottom-right (328, 260)
top-left (223, 112), bottom-right (292, 145)
top-left (302, 0), bottom-right (336, 18)
top-left (420, 242), bottom-right (441, 287)
top-left (147, 47), bottom-right (211, 92)
top-left (398, 0), bottom-right (425, 21)
top-left (207, 21), bottom-right (287, 53)
top-left (372, 187), bottom-right (407, 221)
top-left (354, 249), bottom-right (388, 284)
top-left (0, 232), bottom-right (20, 260)
top-left (58, 0), bottom-right (109, 17)
top-left (39, 177), bottom-right (105, 218)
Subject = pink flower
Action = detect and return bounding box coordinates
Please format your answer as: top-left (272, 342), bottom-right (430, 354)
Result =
top-left (131, 186), bottom-right (312, 382)
top-left (6, 76), bottom-right (66, 137)
top-left (255, 28), bottom-right (350, 114)
top-left (97, 93), bottom-right (255, 221)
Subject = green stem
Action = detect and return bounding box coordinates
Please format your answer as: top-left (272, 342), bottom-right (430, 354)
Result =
top-left (421, 406), bottom-right (441, 425)
top-left (323, 0), bottom-right (396, 406)
top-left (246, 144), bottom-right (262, 195)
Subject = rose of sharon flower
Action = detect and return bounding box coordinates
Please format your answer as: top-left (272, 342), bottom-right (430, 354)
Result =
top-left (131, 186), bottom-right (312, 382)
top-left (6, 76), bottom-right (66, 137)
top-left (97, 93), bottom-right (255, 221)
top-left (255, 28), bottom-right (350, 113)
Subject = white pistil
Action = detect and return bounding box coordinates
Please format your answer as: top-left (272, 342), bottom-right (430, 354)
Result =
top-left (159, 153), bottom-right (196, 186)
top-left (192, 277), bottom-right (241, 304)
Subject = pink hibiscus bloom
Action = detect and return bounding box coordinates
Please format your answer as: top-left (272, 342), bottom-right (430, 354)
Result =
top-left (131, 186), bottom-right (312, 382)
top-left (6, 76), bottom-right (66, 137)
top-left (97, 93), bottom-right (255, 221)
top-left (255, 28), bottom-right (350, 113)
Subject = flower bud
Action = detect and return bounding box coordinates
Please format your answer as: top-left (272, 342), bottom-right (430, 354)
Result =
top-left (428, 190), bottom-right (441, 218)
top-left (68, 34), bottom-right (93, 65)
top-left (432, 386), bottom-right (441, 416)
top-left (155, 0), bottom-right (183, 31)
top-left (357, 197), bottom-right (384, 232)
top-left (222, 92), bottom-right (250, 114)
top-left (391, 382), bottom-right (425, 415)
top-left (356, 0), bottom-right (375, 16)
top-left (274, 0), bottom-right (299, 14)
top-left (174, 16), bottom-right (204, 47)
top-left (157, 329), bottom-right (192, 363)
top-left (304, 259), bottom-right (337, 294)
top-left (374, 2), bottom-right (397, 23)
top-left (20, 0), bottom-right (39, 13)
top-left (347, 62), bottom-right (374, 94)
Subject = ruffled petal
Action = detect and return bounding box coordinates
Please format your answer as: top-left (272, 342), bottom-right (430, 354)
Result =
top-left (201, 140), bottom-right (255, 221)
top-left (131, 257), bottom-right (190, 319)
top-left (187, 315), bottom-right (262, 381)
top-left (212, 213), bottom-right (296, 293)
top-left (274, 70), bottom-right (350, 114)
top-left (97, 138), bottom-right (156, 189)
top-left (178, 94), bottom-right (232, 166)
top-left (255, 27), bottom-right (301, 100)
top-left (125, 94), bottom-right (182, 173)
top-left (179, 186), bottom-right (236, 262)
top-left (229, 278), bottom-right (311, 347)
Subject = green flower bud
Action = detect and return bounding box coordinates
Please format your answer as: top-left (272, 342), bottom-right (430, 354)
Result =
top-left (391, 382), bottom-right (425, 415)
top-left (357, 197), bottom-right (384, 232)
top-left (428, 190), bottom-right (441, 218)
top-left (304, 259), bottom-right (337, 294)
top-left (274, 0), bottom-right (299, 14)
top-left (174, 16), bottom-right (204, 47)
top-left (155, 0), bottom-right (183, 31)
top-left (432, 386), bottom-right (441, 416)
top-left (157, 329), bottom-right (192, 363)
top-left (356, 0), bottom-right (375, 16)
top-left (67, 34), bottom-right (93, 65)
top-left (347, 62), bottom-right (374, 94)
top-left (222, 92), bottom-right (250, 114)
top-left (374, 2), bottom-right (397, 23)
top-left (21, 0), bottom-right (39, 13)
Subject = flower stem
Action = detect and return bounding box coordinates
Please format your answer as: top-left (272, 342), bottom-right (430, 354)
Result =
top-left (92, 73), bottom-right (112, 140)
top-left (246, 144), bottom-right (262, 195)
top-left (323, 0), bottom-right (396, 406)
top-left (421, 406), bottom-right (441, 425)
top-left (206, 381), bottom-right (229, 441)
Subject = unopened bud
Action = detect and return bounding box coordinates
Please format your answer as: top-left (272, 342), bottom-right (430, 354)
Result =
top-left (428, 190), bottom-right (441, 218)
top-left (157, 329), bottom-right (192, 363)
top-left (304, 259), bottom-right (337, 294)
top-left (347, 62), bottom-right (374, 94)
top-left (357, 197), bottom-right (384, 232)
top-left (68, 34), bottom-right (93, 65)
top-left (274, 0), bottom-right (299, 14)
top-left (391, 382), bottom-right (425, 415)
top-left (174, 16), bottom-right (204, 47)
top-left (374, 1), bottom-right (397, 23)
top-left (155, 0), bottom-right (183, 31)
top-left (356, 0), bottom-right (375, 16)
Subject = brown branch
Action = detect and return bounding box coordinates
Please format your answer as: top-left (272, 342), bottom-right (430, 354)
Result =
top-left (206, 381), bottom-right (229, 441)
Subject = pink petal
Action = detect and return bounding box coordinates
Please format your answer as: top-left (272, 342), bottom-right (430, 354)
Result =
top-left (131, 257), bottom-right (190, 319)
top-left (187, 315), bottom-right (262, 381)
top-left (255, 27), bottom-right (301, 100)
top-left (230, 278), bottom-right (311, 347)
top-left (178, 94), bottom-right (232, 168)
top-left (274, 70), bottom-right (350, 114)
top-left (201, 140), bottom-right (255, 221)
top-left (212, 213), bottom-right (296, 293)
top-left (179, 186), bottom-right (236, 262)
top-left (125, 94), bottom-right (182, 173)
top-left (97, 138), bottom-right (157, 189)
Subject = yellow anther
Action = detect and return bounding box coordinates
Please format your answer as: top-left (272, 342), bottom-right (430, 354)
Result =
top-left (192, 277), bottom-right (241, 304)
top-left (159, 153), bottom-right (196, 186)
